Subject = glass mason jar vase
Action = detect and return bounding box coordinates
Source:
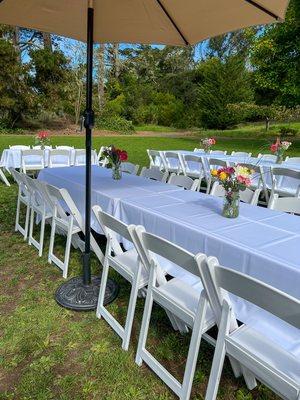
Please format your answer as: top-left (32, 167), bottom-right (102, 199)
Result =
top-left (112, 163), bottom-right (122, 180)
top-left (222, 190), bottom-right (240, 218)
top-left (276, 153), bottom-right (284, 164)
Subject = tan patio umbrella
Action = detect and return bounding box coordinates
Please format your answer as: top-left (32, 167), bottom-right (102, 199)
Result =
top-left (0, 0), bottom-right (290, 310)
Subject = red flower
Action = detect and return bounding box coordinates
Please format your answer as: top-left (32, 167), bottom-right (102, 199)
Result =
top-left (38, 130), bottom-right (49, 139)
top-left (119, 150), bottom-right (128, 161)
top-left (270, 143), bottom-right (278, 153)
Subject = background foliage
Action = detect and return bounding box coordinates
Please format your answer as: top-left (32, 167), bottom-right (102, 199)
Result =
top-left (0, 0), bottom-right (299, 132)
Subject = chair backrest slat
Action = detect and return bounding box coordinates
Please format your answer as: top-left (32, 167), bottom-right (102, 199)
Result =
top-left (141, 231), bottom-right (201, 277)
top-left (215, 265), bottom-right (300, 330)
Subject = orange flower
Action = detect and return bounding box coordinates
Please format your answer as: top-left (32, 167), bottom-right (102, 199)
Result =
top-left (211, 169), bottom-right (218, 176)
top-left (219, 172), bottom-right (228, 181)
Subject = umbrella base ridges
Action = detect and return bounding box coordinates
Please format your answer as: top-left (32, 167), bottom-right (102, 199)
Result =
top-left (55, 275), bottom-right (119, 311)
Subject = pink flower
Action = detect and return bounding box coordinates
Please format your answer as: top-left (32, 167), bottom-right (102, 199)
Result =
top-left (270, 143), bottom-right (278, 153)
top-left (38, 131), bottom-right (49, 139)
top-left (119, 150), bottom-right (128, 162)
top-left (209, 138), bottom-right (216, 145)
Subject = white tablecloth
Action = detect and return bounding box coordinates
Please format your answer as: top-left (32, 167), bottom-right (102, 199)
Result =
top-left (38, 165), bottom-right (300, 356)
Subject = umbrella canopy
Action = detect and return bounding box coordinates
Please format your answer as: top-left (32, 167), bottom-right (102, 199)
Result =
top-left (0, 0), bottom-right (288, 46)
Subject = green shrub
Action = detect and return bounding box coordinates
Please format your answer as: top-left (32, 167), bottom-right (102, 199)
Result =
top-left (95, 115), bottom-right (135, 135)
top-left (279, 126), bottom-right (298, 137)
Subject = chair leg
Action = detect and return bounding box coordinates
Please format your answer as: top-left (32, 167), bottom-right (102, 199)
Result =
top-left (24, 203), bottom-right (30, 240)
top-left (48, 217), bottom-right (56, 264)
top-left (135, 287), bottom-right (154, 366)
top-left (38, 213), bottom-right (46, 257)
top-left (0, 168), bottom-right (10, 186)
top-left (15, 194), bottom-right (21, 232)
top-left (181, 295), bottom-right (208, 400)
top-left (205, 305), bottom-right (231, 400)
top-left (62, 222), bottom-right (73, 279)
top-left (96, 258), bottom-right (110, 319)
top-left (122, 277), bottom-right (140, 351)
top-left (28, 208), bottom-right (35, 245)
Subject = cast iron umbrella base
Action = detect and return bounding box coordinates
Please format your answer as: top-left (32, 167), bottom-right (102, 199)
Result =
top-left (55, 275), bottom-right (119, 311)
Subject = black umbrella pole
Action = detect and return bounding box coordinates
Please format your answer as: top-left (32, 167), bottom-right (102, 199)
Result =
top-left (83, 5), bottom-right (94, 285)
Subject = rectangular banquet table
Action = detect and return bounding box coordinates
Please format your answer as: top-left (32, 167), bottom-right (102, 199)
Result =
top-left (38, 165), bottom-right (300, 356)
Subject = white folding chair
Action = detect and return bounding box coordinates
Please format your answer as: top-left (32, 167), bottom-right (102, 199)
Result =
top-left (238, 162), bottom-right (269, 203)
top-left (270, 167), bottom-right (300, 198)
top-left (134, 229), bottom-right (216, 400)
top-left (161, 151), bottom-right (182, 174)
top-left (45, 183), bottom-right (85, 278)
top-left (121, 162), bottom-right (139, 175)
top-left (48, 149), bottom-right (71, 168)
top-left (23, 175), bottom-right (52, 256)
top-left (92, 206), bottom-right (149, 350)
top-left (268, 193), bottom-right (300, 215)
top-left (210, 150), bottom-right (227, 156)
top-left (231, 151), bottom-right (252, 158)
top-left (147, 149), bottom-right (164, 170)
top-left (204, 257), bottom-right (300, 400)
top-left (140, 166), bottom-right (168, 182)
top-left (257, 153), bottom-right (277, 162)
top-left (168, 173), bottom-right (199, 191)
top-left (194, 148), bottom-right (204, 152)
top-left (74, 149), bottom-right (98, 166)
top-left (9, 168), bottom-right (31, 238)
top-left (0, 152), bottom-right (10, 186)
top-left (9, 145), bottom-right (30, 150)
top-left (21, 149), bottom-right (45, 174)
top-left (210, 182), bottom-right (261, 206)
top-left (204, 158), bottom-right (230, 194)
top-left (285, 156), bottom-right (300, 164)
top-left (55, 146), bottom-right (74, 150)
top-left (180, 154), bottom-right (205, 190)
top-left (98, 146), bottom-right (109, 167)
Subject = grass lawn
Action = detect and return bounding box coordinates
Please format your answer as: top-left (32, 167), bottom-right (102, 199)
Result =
top-left (0, 135), bottom-right (296, 399)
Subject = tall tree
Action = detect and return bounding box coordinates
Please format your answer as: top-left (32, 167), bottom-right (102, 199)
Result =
top-left (250, 0), bottom-right (300, 107)
top-left (42, 32), bottom-right (52, 52)
top-left (97, 44), bottom-right (106, 112)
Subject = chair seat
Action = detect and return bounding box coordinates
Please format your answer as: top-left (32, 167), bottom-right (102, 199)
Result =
top-left (229, 324), bottom-right (300, 384)
top-left (112, 248), bottom-right (149, 287)
top-left (153, 278), bottom-right (215, 329)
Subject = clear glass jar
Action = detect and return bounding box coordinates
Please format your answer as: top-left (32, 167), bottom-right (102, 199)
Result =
top-left (222, 190), bottom-right (240, 218)
top-left (112, 163), bottom-right (122, 180)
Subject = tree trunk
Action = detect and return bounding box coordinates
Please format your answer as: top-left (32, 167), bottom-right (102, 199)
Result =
top-left (97, 44), bottom-right (105, 112)
top-left (42, 32), bottom-right (52, 52)
top-left (112, 43), bottom-right (120, 78)
top-left (12, 27), bottom-right (21, 61)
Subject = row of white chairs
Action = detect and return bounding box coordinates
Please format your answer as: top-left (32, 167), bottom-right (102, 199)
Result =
top-left (92, 204), bottom-right (300, 400)
top-left (147, 150), bottom-right (300, 201)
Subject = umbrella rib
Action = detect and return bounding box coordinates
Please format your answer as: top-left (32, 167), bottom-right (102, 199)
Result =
top-left (155, 0), bottom-right (189, 45)
top-left (244, 0), bottom-right (281, 20)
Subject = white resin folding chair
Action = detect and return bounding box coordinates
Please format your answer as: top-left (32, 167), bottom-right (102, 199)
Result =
top-left (121, 162), bottom-right (139, 175)
top-left (210, 182), bottom-right (261, 206)
top-left (204, 158), bottom-right (230, 193)
top-left (55, 145), bottom-right (74, 150)
top-left (285, 156), bottom-right (300, 164)
top-left (161, 151), bottom-right (182, 174)
top-left (74, 149), bottom-right (98, 166)
top-left (9, 145), bottom-right (30, 150)
top-left (231, 151), bottom-right (252, 158)
top-left (23, 175), bottom-right (52, 256)
top-left (270, 167), bottom-right (300, 198)
top-left (203, 256), bottom-right (300, 400)
top-left (9, 168), bottom-right (31, 238)
top-left (147, 149), bottom-right (164, 170)
top-left (92, 205), bottom-right (149, 351)
top-left (45, 183), bottom-right (85, 278)
top-left (140, 166), bottom-right (168, 182)
top-left (257, 153), bottom-right (277, 162)
top-left (180, 154), bottom-right (205, 190)
top-left (268, 193), bottom-right (300, 215)
top-left (0, 152), bottom-right (10, 186)
top-left (238, 162), bottom-right (269, 202)
top-left (168, 173), bottom-right (199, 191)
top-left (194, 148), bottom-right (204, 152)
top-left (210, 150), bottom-right (227, 156)
top-left (134, 229), bottom-right (216, 400)
top-left (21, 149), bottom-right (45, 174)
top-left (48, 149), bottom-right (71, 168)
